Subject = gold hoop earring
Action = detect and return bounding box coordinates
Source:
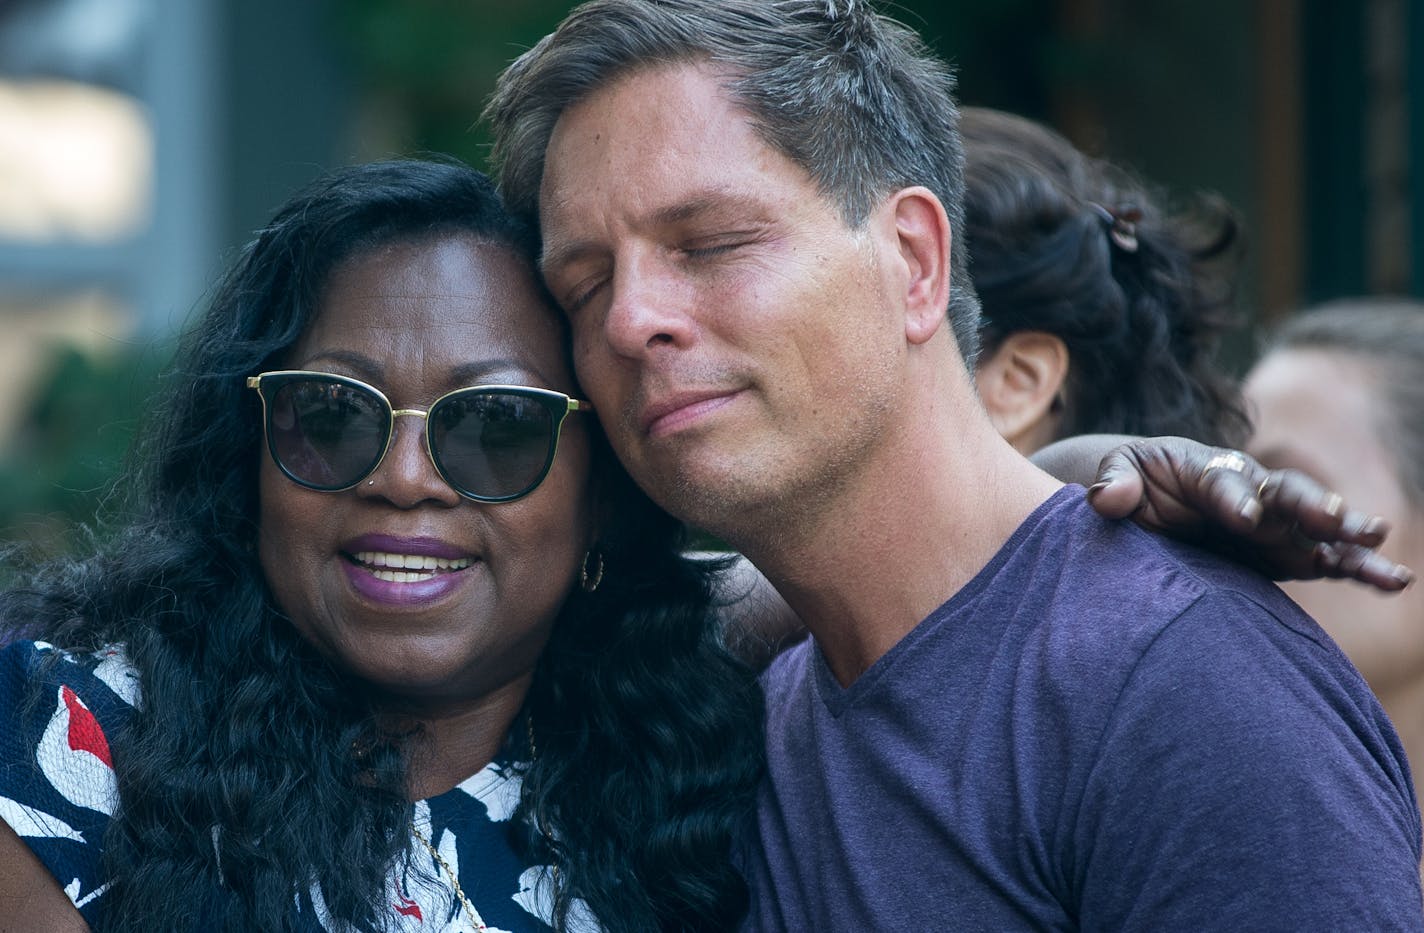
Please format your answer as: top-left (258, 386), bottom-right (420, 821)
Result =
top-left (580, 549), bottom-right (604, 592)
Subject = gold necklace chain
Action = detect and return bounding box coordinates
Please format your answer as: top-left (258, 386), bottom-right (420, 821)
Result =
top-left (406, 713), bottom-right (541, 931)
top-left (525, 715), bottom-right (559, 875)
top-left (411, 822), bottom-right (487, 931)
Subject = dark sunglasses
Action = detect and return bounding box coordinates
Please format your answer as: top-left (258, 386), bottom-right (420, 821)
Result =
top-left (247, 370), bottom-right (593, 503)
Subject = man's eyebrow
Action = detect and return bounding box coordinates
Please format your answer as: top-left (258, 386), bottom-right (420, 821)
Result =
top-left (540, 239), bottom-right (598, 279)
top-left (649, 191), bottom-right (768, 227)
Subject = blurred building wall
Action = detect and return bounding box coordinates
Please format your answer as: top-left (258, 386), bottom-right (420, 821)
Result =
top-left (0, 0), bottom-right (355, 546)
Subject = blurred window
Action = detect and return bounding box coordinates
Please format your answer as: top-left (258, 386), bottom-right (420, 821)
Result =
top-left (0, 0), bottom-right (215, 547)
top-left (0, 79), bottom-right (152, 244)
top-left (0, 0), bottom-right (154, 245)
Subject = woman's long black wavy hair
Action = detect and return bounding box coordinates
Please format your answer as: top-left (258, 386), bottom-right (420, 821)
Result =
top-left (1, 158), bottom-right (764, 931)
top-left (962, 107), bottom-right (1250, 446)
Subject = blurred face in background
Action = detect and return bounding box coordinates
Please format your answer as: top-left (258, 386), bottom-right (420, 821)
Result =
top-left (1244, 347), bottom-right (1424, 702)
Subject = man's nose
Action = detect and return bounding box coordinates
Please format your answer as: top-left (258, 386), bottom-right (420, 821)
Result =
top-left (601, 252), bottom-right (697, 358)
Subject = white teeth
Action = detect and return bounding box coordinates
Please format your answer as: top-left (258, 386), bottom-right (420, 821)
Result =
top-left (352, 551), bottom-right (473, 577)
top-left (370, 569), bottom-right (436, 583)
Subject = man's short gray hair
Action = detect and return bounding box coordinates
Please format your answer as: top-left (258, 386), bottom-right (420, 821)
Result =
top-left (484, 0), bottom-right (981, 360)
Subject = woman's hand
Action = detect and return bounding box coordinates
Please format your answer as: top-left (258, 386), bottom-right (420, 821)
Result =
top-left (1087, 437), bottom-right (1414, 589)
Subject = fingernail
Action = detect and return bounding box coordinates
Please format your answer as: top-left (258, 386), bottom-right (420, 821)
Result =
top-left (1363, 516), bottom-right (1388, 537)
top-left (1323, 493), bottom-right (1343, 516)
top-left (1238, 497), bottom-right (1262, 523)
top-left (1087, 481), bottom-right (1110, 497)
top-left (1394, 565), bottom-right (1416, 586)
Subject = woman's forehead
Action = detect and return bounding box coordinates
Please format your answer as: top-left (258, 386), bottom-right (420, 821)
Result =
top-left (297, 234), bottom-right (569, 379)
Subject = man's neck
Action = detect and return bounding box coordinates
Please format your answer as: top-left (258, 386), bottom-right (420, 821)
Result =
top-left (736, 404), bottom-right (1062, 687)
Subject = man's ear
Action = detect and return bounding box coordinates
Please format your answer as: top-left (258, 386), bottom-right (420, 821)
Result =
top-left (885, 187), bottom-right (952, 346)
top-left (975, 331), bottom-right (1071, 455)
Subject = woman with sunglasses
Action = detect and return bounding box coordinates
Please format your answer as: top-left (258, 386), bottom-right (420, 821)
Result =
top-left (0, 159), bottom-right (762, 932)
top-left (0, 158), bottom-right (1405, 933)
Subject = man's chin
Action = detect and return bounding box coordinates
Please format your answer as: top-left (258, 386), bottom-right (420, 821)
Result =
top-left (680, 472), bottom-right (791, 543)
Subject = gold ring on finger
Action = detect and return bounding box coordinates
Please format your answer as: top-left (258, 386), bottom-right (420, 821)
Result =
top-left (1203, 452), bottom-right (1248, 475)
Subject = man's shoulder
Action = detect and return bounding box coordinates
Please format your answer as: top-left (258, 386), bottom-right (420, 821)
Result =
top-left (947, 490), bottom-right (1355, 731)
top-left (987, 488), bottom-right (1320, 647)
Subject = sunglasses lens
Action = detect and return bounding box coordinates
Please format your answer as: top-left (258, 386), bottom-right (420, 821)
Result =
top-left (267, 379), bottom-right (388, 489)
top-left (431, 391), bottom-right (557, 500)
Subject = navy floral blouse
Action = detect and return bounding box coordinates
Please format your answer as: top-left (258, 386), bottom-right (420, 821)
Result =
top-left (0, 640), bottom-right (600, 931)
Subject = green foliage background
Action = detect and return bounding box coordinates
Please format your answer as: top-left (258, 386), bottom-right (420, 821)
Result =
top-left (334, 0), bottom-right (1084, 169)
top-left (0, 345), bottom-right (168, 557)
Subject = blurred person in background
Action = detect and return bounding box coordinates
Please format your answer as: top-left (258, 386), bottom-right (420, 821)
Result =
top-left (965, 106), bottom-right (1250, 454)
top-left (1245, 299), bottom-right (1424, 829)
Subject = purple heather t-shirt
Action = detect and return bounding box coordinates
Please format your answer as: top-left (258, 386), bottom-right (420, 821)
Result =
top-left (741, 487), bottom-right (1423, 931)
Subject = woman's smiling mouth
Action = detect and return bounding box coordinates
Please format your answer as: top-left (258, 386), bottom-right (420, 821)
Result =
top-left (337, 536), bottom-right (480, 604)
top-left (349, 550), bottom-right (474, 583)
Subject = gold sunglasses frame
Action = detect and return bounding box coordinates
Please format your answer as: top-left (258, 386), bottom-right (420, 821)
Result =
top-left (247, 370), bottom-right (593, 503)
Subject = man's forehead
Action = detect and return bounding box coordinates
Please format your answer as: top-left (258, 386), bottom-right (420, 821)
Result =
top-left (540, 69), bottom-right (786, 198)
top-left (538, 61), bottom-right (758, 182)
